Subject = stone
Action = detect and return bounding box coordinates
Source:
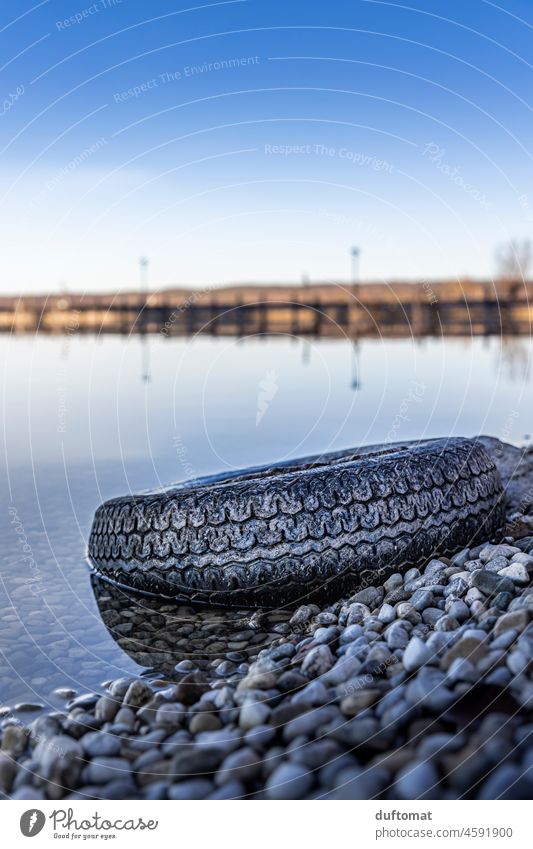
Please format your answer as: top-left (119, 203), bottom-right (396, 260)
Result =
top-left (350, 586), bottom-right (384, 609)
top-left (479, 544), bottom-right (520, 562)
top-left (511, 552), bottom-right (533, 567)
top-left (289, 605), bottom-right (317, 627)
top-left (85, 757), bottom-right (131, 784)
top-left (492, 592), bottom-right (512, 610)
top-left (174, 672), bottom-right (209, 705)
top-left (378, 603), bottom-right (396, 623)
top-left (329, 766), bottom-right (388, 800)
top-left (434, 616), bottom-right (460, 631)
top-left (451, 549), bottom-right (470, 568)
top-left (478, 764), bottom-right (533, 800)
top-left (208, 780), bottom-right (245, 800)
top-left (239, 701), bottom-right (271, 731)
top-left (244, 724), bottom-right (276, 749)
top-left (345, 603), bottom-right (371, 625)
top-left (493, 609), bottom-right (532, 636)
top-left (471, 570), bottom-right (515, 597)
top-left (410, 590), bottom-right (434, 612)
top-left (155, 703), bottom-right (185, 728)
top-left (385, 622), bottom-right (410, 650)
top-left (445, 658), bottom-right (478, 683)
top-left (53, 688), bottom-right (76, 700)
top-left (291, 680), bottom-right (329, 707)
top-left (490, 630), bottom-right (518, 650)
top-left (404, 567), bottom-right (421, 582)
top-left (238, 668), bottom-right (277, 691)
top-left (395, 759), bottom-right (440, 799)
top-left (167, 779), bottom-right (212, 800)
top-left (265, 761), bottom-right (314, 799)
top-left (0, 752), bottom-right (16, 792)
top-left (384, 573), bottom-right (403, 593)
top-left (113, 707), bottom-right (135, 730)
top-left (95, 695), bottom-right (120, 723)
top-left (396, 603), bottom-right (421, 624)
top-left (484, 556), bottom-right (512, 574)
top-left (497, 563), bottom-right (530, 586)
top-left (507, 650), bottom-right (529, 675)
top-left (122, 680), bottom-right (153, 709)
top-left (402, 636), bottom-right (433, 672)
top-left (422, 608), bottom-right (445, 627)
top-left (340, 689), bottom-right (380, 716)
top-left (446, 600), bottom-right (470, 622)
top-left (108, 678), bottom-right (136, 699)
top-left (35, 734), bottom-right (82, 777)
top-left (321, 655), bottom-right (362, 686)
top-left (81, 732), bottom-right (121, 758)
top-left (171, 746), bottom-right (226, 776)
top-left (1, 724), bottom-right (28, 756)
top-left (440, 636), bottom-right (488, 671)
top-left (339, 624), bottom-right (364, 645)
top-left (9, 787), bottom-right (45, 800)
top-left (465, 587), bottom-right (484, 604)
top-left (301, 644), bottom-right (334, 677)
top-left (215, 747), bottom-right (260, 786)
top-left (28, 715), bottom-right (61, 743)
top-left (189, 713), bottom-right (221, 734)
top-left (283, 706), bottom-right (339, 742)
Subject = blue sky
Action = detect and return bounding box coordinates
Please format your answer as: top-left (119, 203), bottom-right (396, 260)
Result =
top-left (1, 0), bottom-right (533, 293)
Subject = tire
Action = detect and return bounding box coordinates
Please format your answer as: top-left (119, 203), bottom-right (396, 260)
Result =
top-left (87, 437), bottom-right (505, 607)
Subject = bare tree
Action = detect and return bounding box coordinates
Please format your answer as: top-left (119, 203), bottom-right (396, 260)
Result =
top-left (495, 239), bottom-right (532, 280)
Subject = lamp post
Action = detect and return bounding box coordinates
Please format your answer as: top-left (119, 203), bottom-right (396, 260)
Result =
top-left (139, 256), bottom-right (149, 294)
top-left (138, 256), bottom-right (151, 383)
top-left (350, 247), bottom-right (360, 284)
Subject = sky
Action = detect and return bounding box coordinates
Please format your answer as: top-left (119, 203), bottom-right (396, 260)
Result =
top-left (1, 0), bottom-right (533, 293)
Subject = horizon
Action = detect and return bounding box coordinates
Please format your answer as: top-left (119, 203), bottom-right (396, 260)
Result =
top-left (1, 0), bottom-right (532, 293)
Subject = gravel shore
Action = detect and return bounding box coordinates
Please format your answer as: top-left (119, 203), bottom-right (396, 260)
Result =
top-left (2, 439), bottom-right (533, 801)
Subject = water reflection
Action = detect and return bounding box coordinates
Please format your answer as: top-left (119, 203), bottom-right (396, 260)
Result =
top-left (91, 575), bottom-right (293, 680)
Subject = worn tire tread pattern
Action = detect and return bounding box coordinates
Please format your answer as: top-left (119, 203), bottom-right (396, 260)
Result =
top-left (87, 438), bottom-right (505, 606)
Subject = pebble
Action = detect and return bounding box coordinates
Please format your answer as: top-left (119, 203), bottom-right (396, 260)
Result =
top-left (95, 695), bottom-right (120, 723)
top-left (167, 779), bottom-right (212, 800)
top-left (5, 500), bottom-right (533, 802)
top-left (265, 762), bottom-right (314, 799)
top-left (493, 610), bottom-right (532, 635)
top-left (123, 680), bottom-right (153, 709)
top-left (189, 713), bottom-right (221, 734)
top-left (446, 600), bottom-right (470, 622)
top-left (85, 757), bottom-right (131, 785)
top-left (403, 637), bottom-right (433, 672)
top-left (385, 622), bottom-right (410, 649)
top-left (471, 570), bottom-right (515, 597)
top-left (239, 701), bottom-right (271, 730)
top-left (341, 689), bottom-right (380, 716)
top-left (215, 747), bottom-right (260, 785)
top-left (1, 725), bottom-right (28, 756)
top-left (498, 563), bottom-right (530, 586)
top-left (395, 759), bottom-right (440, 799)
top-left (330, 765), bottom-right (388, 799)
top-left (441, 637), bottom-right (488, 671)
top-left (81, 732), bottom-right (121, 758)
top-left (301, 645), bottom-right (334, 677)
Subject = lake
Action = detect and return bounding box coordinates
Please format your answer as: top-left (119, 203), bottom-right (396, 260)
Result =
top-left (1, 332), bottom-right (531, 711)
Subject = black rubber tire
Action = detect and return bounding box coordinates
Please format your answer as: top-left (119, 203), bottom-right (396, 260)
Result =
top-left (87, 437), bottom-right (505, 607)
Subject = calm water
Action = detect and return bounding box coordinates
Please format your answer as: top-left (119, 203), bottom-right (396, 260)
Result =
top-left (1, 333), bottom-right (532, 710)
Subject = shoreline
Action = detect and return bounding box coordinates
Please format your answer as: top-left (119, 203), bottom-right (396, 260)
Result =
top-left (1, 439), bottom-right (533, 801)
